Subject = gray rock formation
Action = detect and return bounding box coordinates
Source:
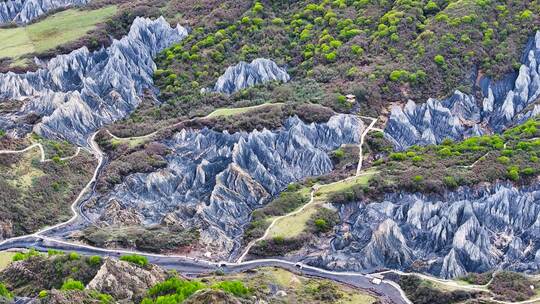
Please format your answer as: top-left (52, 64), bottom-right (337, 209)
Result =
top-left (205, 58), bottom-right (290, 94)
top-left (385, 31), bottom-right (540, 149)
top-left (87, 257), bottom-right (167, 301)
top-left (0, 16), bottom-right (187, 146)
top-left (310, 182), bottom-right (540, 278)
top-left (87, 114), bottom-right (362, 259)
top-left (0, 0), bottom-right (89, 25)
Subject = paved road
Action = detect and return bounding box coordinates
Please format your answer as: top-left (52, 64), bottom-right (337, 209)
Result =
top-left (0, 119), bottom-right (411, 304)
top-left (0, 236), bottom-right (409, 304)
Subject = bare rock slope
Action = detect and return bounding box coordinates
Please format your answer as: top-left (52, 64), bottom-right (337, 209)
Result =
top-left (0, 16), bottom-right (187, 146)
top-left (87, 114), bottom-right (362, 259)
top-left (385, 31), bottom-right (540, 149)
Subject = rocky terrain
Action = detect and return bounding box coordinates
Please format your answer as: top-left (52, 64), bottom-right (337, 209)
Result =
top-left (310, 182), bottom-right (540, 279)
top-left (0, 252), bottom-right (380, 304)
top-left (0, 16), bottom-right (187, 146)
top-left (204, 58), bottom-right (290, 94)
top-left (0, 0), bottom-right (89, 25)
top-left (385, 31), bottom-right (540, 150)
top-left (86, 114), bottom-right (362, 259)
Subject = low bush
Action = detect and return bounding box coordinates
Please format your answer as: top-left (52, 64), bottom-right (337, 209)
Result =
top-left (60, 278), bottom-right (85, 291)
top-left (120, 254), bottom-right (149, 267)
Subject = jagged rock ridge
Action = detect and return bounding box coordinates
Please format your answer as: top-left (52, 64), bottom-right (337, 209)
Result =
top-left (204, 58), bottom-right (290, 94)
top-left (0, 16), bottom-right (187, 146)
top-left (385, 31), bottom-right (540, 150)
top-left (87, 115), bottom-right (362, 259)
top-left (311, 182), bottom-right (540, 278)
top-left (0, 0), bottom-right (90, 25)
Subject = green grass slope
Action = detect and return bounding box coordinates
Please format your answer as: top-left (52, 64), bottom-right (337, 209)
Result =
top-left (0, 5), bottom-right (117, 64)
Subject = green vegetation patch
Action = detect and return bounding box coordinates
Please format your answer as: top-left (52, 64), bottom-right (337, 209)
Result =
top-left (206, 102), bottom-right (284, 118)
top-left (360, 118), bottom-right (540, 198)
top-left (399, 275), bottom-right (484, 304)
top-left (141, 277), bottom-right (250, 303)
top-left (119, 254), bottom-right (149, 267)
top-left (0, 139), bottom-right (95, 237)
top-left (200, 267), bottom-right (378, 304)
top-left (0, 6), bottom-right (117, 61)
top-left (0, 252), bottom-right (103, 297)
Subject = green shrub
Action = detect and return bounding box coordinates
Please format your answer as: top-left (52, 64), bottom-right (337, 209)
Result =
top-left (271, 18), bottom-right (284, 26)
top-left (522, 167), bottom-right (535, 176)
top-left (120, 254), bottom-right (148, 267)
top-left (0, 283), bottom-right (12, 299)
top-left (424, 1), bottom-right (439, 13)
top-left (444, 176), bottom-right (458, 188)
top-left (389, 70), bottom-right (410, 81)
top-left (68, 252), bottom-right (80, 261)
top-left (406, 151), bottom-right (416, 157)
top-left (252, 1), bottom-right (264, 14)
top-left (38, 290), bottom-right (48, 298)
top-left (333, 148), bottom-right (345, 158)
top-left (212, 280), bottom-right (249, 296)
top-left (88, 256), bottom-right (102, 266)
top-left (507, 167), bottom-right (520, 181)
top-left (437, 147), bottom-right (452, 157)
top-left (350, 45), bottom-right (364, 55)
top-left (434, 54), bottom-right (445, 66)
top-left (497, 156), bottom-right (510, 164)
top-left (519, 9), bottom-right (533, 20)
top-left (12, 248), bottom-right (40, 261)
top-left (61, 279), bottom-right (84, 291)
top-left (314, 218), bottom-right (329, 232)
top-left (325, 52), bottom-right (337, 61)
top-left (389, 152), bottom-right (407, 161)
top-left (413, 175), bottom-right (424, 182)
top-left (47, 249), bottom-right (64, 256)
top-left (411, 156), bottom-right (424, 163)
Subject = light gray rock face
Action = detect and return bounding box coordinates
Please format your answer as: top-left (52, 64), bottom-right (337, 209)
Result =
top-left (0, 16), bottom-right (187, 146)
top-left (88, 115), bottom-right (362, 259)
top-left (311, 182), bottom-right (540, 278)
top-left (0, 0), bottom-right (89, 25)
top-left (386, 31), bottom-right (540, 149)
top-left (207, 58), bottom-right (290, 94)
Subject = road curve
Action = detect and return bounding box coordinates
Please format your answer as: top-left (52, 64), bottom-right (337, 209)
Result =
top-left (0, 236), bottom-right (409, 304)
top-left (0, 117), bottom-right (412, 304)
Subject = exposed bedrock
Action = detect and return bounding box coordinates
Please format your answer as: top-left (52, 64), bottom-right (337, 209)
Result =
top-left (0, 0), bottom-right (89, 25)
top-left (204, 58), bottom-right (290, 94)
top-left (87, 115), bottom-right (362, 259)
top-left (309, 182), bottom-right (540, 278)
top-left (0, 16), bottom-right (187, 146)
top-left (386, 31), bottom-right (540, 150)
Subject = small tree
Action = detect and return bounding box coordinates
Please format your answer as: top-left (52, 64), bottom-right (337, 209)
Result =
top-left (434, 54), bottom-right (445, 66)
top-left (61, 279), bottom-right (84, 291)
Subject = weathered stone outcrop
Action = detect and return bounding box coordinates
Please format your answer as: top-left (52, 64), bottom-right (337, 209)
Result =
top-left (385, 31), bottom-right (540, 149)
top-left (87, 257), bottom-right (167, 302)
top-left (310, 182), bottom-right (540, 278)
top-left (0, 16), bottom-right (187, 146)
top-left (87, 114), bottom-right (362, 259)
top-left (0, 0), bottom-right (89, 25)
top-left (205, 58), bottom-right (290, 94)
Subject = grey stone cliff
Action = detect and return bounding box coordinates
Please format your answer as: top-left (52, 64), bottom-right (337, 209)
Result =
top-left (385, 31), bottom-right (540, 149)
top-left (309, 182), bottom-right (540, 278)
top-left (205, 58), bottom-right (290, 94)
top-left (0, 16), bottom-right (187, 146)
top-left (87, 114), bottom-right (362, 259)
